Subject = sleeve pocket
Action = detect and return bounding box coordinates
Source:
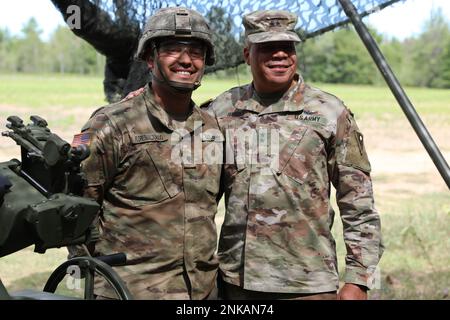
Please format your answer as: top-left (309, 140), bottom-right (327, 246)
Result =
top-left (341, 130), bottom-right (371, 174)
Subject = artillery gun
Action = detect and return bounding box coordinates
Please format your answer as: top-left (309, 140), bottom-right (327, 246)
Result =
top-left (0, 116), bottom-right (132, 300)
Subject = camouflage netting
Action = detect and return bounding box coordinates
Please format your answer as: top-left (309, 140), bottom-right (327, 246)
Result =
top-left (51, 0), bottom-right (404, 102)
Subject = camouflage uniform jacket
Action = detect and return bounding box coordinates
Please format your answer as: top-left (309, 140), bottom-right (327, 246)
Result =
top-left (204, 74), bottom-right (384, 294)
top-left (81, 84), bottom-right (223, 299)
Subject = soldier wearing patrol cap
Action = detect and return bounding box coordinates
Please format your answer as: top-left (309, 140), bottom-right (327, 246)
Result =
top-left (203, 10), bottom-right (384, 300)
top-left (73, 7), bottom-right (223, 300)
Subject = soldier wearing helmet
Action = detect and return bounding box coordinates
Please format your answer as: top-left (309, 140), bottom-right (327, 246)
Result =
top-left (136, 7), bottom-right (215, 93)
top-left (72, 7), bottom-right (223, 300)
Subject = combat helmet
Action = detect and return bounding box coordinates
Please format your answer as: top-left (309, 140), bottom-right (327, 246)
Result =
top-left (136, 7), bottom-right (215, 65)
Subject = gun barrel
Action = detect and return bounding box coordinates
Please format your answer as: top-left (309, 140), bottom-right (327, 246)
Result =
top-left (4, 132), bottom-right (44, 160)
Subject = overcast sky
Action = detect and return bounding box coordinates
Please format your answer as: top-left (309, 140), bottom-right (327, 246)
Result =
top-left (0, 0), bottom-right (449, 40)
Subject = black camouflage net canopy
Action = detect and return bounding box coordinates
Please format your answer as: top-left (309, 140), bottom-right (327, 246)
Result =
top-left (51, 0), bottom-right (404, 101)
top-left (91, 0), bottom-right (404, 71)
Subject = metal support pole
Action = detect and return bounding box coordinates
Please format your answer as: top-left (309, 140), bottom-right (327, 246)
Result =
top-left (338, 0), bottom-right (450, 189)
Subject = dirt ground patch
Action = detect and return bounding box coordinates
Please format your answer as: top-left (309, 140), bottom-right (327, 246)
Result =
top-left (357, 116), bottom-right (449, 195)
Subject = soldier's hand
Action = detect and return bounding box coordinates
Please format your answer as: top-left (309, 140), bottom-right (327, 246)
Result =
top-left (338, 283), bottom-right (368, 300)
top-left (121, 87), bottom-right (145, 102)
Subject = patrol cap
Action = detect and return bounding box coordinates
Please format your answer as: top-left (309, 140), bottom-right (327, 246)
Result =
top-left (243, 10), bottom-right (301, 44)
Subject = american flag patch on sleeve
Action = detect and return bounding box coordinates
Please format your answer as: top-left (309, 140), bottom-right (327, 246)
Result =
top-left (72, 132), bottom-right (91, 147)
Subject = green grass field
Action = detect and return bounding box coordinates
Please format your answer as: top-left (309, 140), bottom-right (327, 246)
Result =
top-left (0, 74), bottom-right (449, 300)
top-left (1, 73), bottom-right (449, 117)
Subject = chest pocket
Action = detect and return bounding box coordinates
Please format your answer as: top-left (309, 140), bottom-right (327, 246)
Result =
top-left (222, 135), bottom-right (248, 190)
top-left (183, 162), bottom-right (220, 202)
top-left (114, 142), bottom-right (181, 207)
top-left (274, 126), bottom-right (325, 185)
top-left (183, 134), bottom-right (222, 203)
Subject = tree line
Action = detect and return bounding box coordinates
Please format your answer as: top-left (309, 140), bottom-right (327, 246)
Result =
top-left (0, 18), bottom-right (104, 75)
top-left (0, 9), bottom-right (449, 89)
top-left (300, 9), bottom-right (450, 88)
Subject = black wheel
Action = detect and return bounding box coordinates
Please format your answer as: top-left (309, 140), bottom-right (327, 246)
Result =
top-left (43, 256), bottom-right (133, 300)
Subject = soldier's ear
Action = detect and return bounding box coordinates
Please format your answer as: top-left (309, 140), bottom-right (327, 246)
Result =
top-left (244, 46), bottom-right (251, 65)
top-left (143, 46), bottom-right (155, 69)
top-left (146, 55), bottom-right (154, 70)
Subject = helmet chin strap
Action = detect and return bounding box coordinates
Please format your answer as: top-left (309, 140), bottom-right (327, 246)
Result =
top-left (152, 48), bottom-right (203, 93)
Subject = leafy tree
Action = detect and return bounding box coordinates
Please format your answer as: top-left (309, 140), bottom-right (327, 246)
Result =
top-left (376, 37), bottom-right (404, 85)
top-left (47, 26), bottom-right (104, 74)
top-left (48, 26), bottom-right (73, 73)
top-left (15, 18), bottom-right (46, 73)
top-left (0, 28), bottom-right (8, 43)
top-left (300, 26), bottom-right (378, 85)
top-left (410, 8), bottom-right (450, 88)
top-left (0, 28), bottom-right (15, 72)
top-left (435, 40), bottom-right (450, 88)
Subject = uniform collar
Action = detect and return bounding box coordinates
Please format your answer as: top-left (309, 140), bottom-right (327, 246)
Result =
top-left (143, 83), bottom-right (204, 133)
top-left (235, 74), bottom-right (306, 115)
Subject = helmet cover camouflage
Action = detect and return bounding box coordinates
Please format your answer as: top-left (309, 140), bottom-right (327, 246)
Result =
top-left (136, 7), bottom-right (215, 65)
